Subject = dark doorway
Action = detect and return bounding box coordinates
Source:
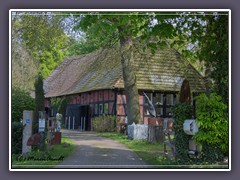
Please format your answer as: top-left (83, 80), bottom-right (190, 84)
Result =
top-left (79, 105), bottom-right (90, 131)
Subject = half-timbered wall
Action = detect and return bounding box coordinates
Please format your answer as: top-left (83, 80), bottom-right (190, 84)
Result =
top-left (64, 89), bottom-right (116, 130)
top-left (115, 91), bottom-right (195, 125)
top-left (46, 89), bottom-right (196, 130)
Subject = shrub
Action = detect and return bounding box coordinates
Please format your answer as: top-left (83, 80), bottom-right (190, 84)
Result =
top-left (92, 115), bottom-right (117, 132)
top-left (12, 87), bottom-right (35, 122)
top-left (194, 93), bottom-right (228, 163)
top-left (12, 122), bottom-right (24, 154)
top-left (173, 103), bottom-right (193, 163)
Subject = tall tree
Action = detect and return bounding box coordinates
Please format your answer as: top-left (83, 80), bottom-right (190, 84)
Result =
top-left (13, 12), bottom-right (70, 78)
top-left (11, 16), bottom-right (39, 92)
top-left (74, 12), bottom-right (177, 124)
top-left (33, 73), bottom-right (45, 133)
top-left (172, 12), bottom-right (229, 103)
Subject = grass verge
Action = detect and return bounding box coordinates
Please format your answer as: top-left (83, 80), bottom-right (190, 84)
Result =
top-left (11, 136), bottom-right (76, 169)
top-left (97, 132), bottom-right (229, 169)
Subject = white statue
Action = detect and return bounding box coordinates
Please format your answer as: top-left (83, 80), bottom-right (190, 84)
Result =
top-left (56, 113), bottom-right (62, 132)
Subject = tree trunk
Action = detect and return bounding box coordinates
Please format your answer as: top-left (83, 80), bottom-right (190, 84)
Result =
top-left (118, 29), bottom-right (141, 125)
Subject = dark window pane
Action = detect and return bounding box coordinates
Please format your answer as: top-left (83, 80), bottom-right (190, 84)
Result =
top-left (166, 107), bottom-right (173, 116)
top-left (175, 94), bottom-right (180, 104)
top-left (166, 94), bottom-right (174, 106)
top-left (94, 104), bottom-right (98, 115)
top-left (99, 104), bottom-right (103, 114)
top-left (155, 93), bottom-right (163, 106)
top-left (156, 107), bottom-right (163, 117)
top-left (104, 103), bottom-right (108, 114)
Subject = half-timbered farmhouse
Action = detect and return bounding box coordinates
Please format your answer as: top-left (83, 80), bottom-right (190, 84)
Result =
top-left (44, 46), bottom-right (205, 131)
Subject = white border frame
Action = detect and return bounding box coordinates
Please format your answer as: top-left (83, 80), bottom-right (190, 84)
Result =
top-left (9, 9), bottom-right (231, 172)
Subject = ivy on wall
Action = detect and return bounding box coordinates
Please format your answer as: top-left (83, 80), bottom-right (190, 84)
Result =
top-left (173, 103), bottom-right (193, 163)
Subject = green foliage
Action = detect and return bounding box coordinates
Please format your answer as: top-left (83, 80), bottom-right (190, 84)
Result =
top-left (12, 122), bottom-right (24, 154)
top-left (199, 15), bottom-right (229, 104)
top-left (201, 144), bottom-right (225, 163)
top-left (14, 13), bottom-right (70, 78)
top-left (92, 115), bottom-right (117, 132)
top-left (173, 103), bottom-right (193, 163)
top-left (172, 12), bottom-right (229, 103)
top-left (12, 87), bottom-right (35, 122)
top-left (51, 96), bottom-right (70, 117)
top-left (194, 93), bottom-right (228, 162)
top-left (33, 73), bottom-right (45, 134)
top-left (73, 12), bottom-right (178, 125)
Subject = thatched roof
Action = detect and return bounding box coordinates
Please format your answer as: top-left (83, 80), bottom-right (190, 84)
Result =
top-left (44, 46), bottom-right (205, 98)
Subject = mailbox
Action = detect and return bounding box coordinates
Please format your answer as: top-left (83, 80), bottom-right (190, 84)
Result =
top-left (183, 119), bottom-right (198, 135)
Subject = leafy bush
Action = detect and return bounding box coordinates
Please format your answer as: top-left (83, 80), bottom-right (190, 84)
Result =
top-left (92, 115), bottom-right (117, 132)
top-left (173, 103), bottom-right (193, 163)
top-left (12, 87), bottom-right (35, 122)
top-left (194, 93), bottom-right (228, 162)
top-left (12, 122), bottom-right (24, 154)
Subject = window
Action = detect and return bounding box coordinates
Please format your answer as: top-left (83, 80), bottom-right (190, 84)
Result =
top-left (104, 103), bottom-right (109, 114)
top-left (155, 93), bottom-right (163, 106)
top-left (166, 107), bottom-right (173, 116)
top-left (155, 107), bottom-right (163, 117)
top-left (99, 104), bottom-right (103, 114)
top-left (143, 92), bottom-right (177, 117)
top-left (144, 93), bottom-right (152, 116)
top-left (94, 104), bottom-right (98, 115)
top-left (154, 93), bottom-right (163, 116)
top-left (175, 94), bottom-right (180, 104)
top-left (166, 94), bottom-right (174, 106)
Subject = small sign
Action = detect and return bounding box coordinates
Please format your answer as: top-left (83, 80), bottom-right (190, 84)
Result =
top-left (26, 119), bottom-right (30, 124)
top-left (39, 119), bottom-right (45, 128)
top-left (39, 119), bottom-right (45, 132)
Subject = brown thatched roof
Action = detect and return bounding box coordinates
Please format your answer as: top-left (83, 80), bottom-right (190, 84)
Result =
top-left (44, 46), bottom-right (205, 98)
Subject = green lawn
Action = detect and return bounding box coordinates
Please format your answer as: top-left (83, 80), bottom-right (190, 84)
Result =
top-left (97, 132), bottom-right (229, 169)
top-left (11, 136), bottom-right (76, 169)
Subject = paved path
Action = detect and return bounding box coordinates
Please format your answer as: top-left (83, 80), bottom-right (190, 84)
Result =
top-left (54, 129), bottom-right (149, 169)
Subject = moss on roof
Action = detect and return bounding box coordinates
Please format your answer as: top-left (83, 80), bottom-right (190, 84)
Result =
top-left (44, 46), bottom-right (205, 98)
